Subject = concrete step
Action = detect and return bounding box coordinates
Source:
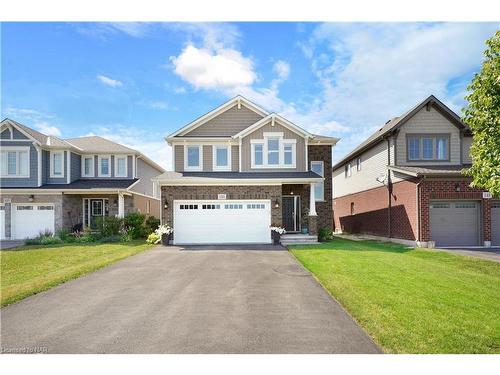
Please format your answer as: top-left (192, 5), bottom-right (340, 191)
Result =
top-left (280, 234), bottom-right (319, 245)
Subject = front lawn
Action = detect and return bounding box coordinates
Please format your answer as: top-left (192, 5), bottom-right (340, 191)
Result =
top-left (1, 241), bottom-right (152, 307)
top-left (290, 238), bottom-right (500, 354)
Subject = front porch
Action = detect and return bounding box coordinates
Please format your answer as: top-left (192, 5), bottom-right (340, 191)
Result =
top-left (281, 183), bottom-right (318, 235)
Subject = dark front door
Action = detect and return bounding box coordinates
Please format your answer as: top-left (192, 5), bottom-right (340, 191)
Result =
top-left (282, 196), bottom-right (300, 232)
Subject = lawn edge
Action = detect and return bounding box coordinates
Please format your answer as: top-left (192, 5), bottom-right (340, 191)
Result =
top-left (286, 247), bottom-right (385, 354)
top-left (1, 243), bottom-right (154, 308)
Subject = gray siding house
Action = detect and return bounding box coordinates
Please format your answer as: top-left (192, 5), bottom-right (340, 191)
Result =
top-left (155, 96), bottom-right (339, 245)
top-left (0, 119), bottom-right (164, 240)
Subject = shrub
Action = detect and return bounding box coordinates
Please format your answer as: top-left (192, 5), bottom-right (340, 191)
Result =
top-left (57, 228), bottom-right (72, 242)
top-left (146, 232), bottom-right (161, 244)
top-left (318, 227), bottom-right (333, 242)
top-left (72, 227), bottom-right (96, 243)
top-left (40, 236), bottom-right (63, 245)
top-left (145, 216), bottom-right (160, 234)
top-left (124, 212), bottom-right (147, 239)
top-left (25, 237), bottom-right (42, 245)
top-left (94, 216), bottom-right (124, 237)
top-left (98, 235), bottom-right (123, 243)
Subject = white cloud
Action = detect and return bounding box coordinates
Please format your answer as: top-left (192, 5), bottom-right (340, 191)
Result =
top-left (97, 75), bottom-right (123, 87)
top-left (170, 45), bottom-right (256, 91)
top-left (173, 86), bottom-right (187, 94)
top-left (35, 121), bottom-right (62, 137)
top-left (87, 125), bottom-right (172, 170)
top-left (74, 22), bottom-right (153, 39)
top-left (273, 60), bottom-right (291, 81)
top-left (3, 106), bottom-right (54, 122)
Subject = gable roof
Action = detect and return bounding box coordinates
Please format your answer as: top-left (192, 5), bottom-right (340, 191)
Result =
top-left (65, 136), bottom-right (138, 154)
top-left (332, 95), bottom-right (469, 170)
top-left (233, 113), bottom-right (314, 139)
top-left (167, 95), bottom-right (269, 140)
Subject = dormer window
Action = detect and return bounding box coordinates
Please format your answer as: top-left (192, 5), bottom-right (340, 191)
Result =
top-left (251, 132), bottom-right (296, 169)
top-left (50, 151), bottom-right (64, 178)
top-left (213, 145), bottom-right (231, 171)
top-left (184, 145), bottom-right (202, 171)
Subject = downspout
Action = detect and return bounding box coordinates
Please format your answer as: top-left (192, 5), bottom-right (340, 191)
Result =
top-left (386, 137), bottom-right (392, 239)
top-left (416, 176), bottom-right (425, 245)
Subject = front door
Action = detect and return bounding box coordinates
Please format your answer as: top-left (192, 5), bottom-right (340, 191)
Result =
top-left (83, 198), bottom-right (109, 229)
top-left (282, 196), bottom-right (300, 232)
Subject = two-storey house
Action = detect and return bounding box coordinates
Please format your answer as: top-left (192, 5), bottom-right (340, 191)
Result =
top-left (0, 119), bottom-right (164, 240)
top-left (332, 95), bottom-right (499, 248)
top-left (154, 96), bottom-right (339, 245)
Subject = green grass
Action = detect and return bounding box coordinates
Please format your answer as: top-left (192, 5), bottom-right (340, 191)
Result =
top-left (290, 238), bottom-right (500, 354)
top-left (1, 241), bottom-right (152, 307)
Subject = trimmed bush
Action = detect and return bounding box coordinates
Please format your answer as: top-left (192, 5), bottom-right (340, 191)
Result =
top-left (94, 216), bottom-right (124, 237)
top-left (124, 212), bottom-right (147, 239)
top-left (318, 227), bottom-right (333, 242)
top-left (40, 236), bottom-right (63, 245)
top-left (145, 216), bottom-right (160, 234)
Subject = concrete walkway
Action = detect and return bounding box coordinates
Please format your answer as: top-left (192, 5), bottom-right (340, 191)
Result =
top-left (0, 240), bottom-right (25, 250)
top-left (434, 247), bottom-right (500, 263)
top-left (0, 245), bottom-right (380, 354)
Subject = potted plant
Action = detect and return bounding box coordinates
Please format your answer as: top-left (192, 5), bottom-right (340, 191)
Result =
top-left (156, 224), bottom-right (173, 246)
top-left (301, 208), bottom-right (309, 234)
top-left (270, 225), bottom-right (286, 245)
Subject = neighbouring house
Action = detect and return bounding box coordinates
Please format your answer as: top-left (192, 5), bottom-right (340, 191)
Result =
top-left (332, 95), bottom-right (499, 248)
top-left (154, 96), bottom-right (339, 245)
top-left (0, 119), bottom-right (164, 240)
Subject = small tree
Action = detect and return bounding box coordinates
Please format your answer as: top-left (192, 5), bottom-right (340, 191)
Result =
top-left (462, 30), bottom-right (500, 196)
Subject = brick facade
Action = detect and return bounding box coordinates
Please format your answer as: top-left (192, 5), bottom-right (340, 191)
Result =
top-left (161, 185), bottom-right (283, 228)
top-left (419, 178), bottom-right (492, 243)
top-left (308, 145), bottom-right (333, 230)
top-left (333, 180), bottom-right (418, 240)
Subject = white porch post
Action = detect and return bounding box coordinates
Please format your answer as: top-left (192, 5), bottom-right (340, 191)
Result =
top-left (118, 193), bottom-right (125, 218)
top-left (309, 183), bottom-right (317, 216)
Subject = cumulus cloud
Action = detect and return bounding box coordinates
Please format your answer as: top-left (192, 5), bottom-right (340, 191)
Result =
top-left (273, 60), bottom-right (291, 81)
top-left (35, 121), bottom-right (62, 137)
top-left (97, 74), bottom-right (123, 87)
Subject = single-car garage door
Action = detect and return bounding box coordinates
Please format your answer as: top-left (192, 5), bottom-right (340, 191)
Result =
top-left (173, 200), bottom-right (271, 244)
top-left (430, 201), bottom-right (480, 247)
top-left (492, 201), bottom-right (500, 246)
top-left (12, 204), bottom-right (55, 240)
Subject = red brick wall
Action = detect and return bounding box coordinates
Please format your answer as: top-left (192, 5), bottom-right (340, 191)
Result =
top-left (333, 180), bottom-right (418, 240)
top-left (308, 145), bottom-right (333, 230)
top-left (419, 179), bottom-right (491, 242)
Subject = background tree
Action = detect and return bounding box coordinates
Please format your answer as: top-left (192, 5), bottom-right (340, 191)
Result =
top-left (463, 30), bottom-right (500, 196)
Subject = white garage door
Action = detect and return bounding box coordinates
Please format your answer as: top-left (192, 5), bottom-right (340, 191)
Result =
top-left (12, 204), bottom-right (55, 240)
top-left (492, 201), bottom-right (500, 246)
top-left (430, 201), bottom-right (480, 247)
top-left (173, 200), bottom-right (271, 245)
top-left (0, 205), bottom-right (5, 240)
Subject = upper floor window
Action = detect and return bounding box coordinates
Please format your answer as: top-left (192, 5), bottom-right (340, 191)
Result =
top-left (184, 145), bottom-right (202, 171)
top-left (115, 155), bottom-right (128, 177)
top-left (213, 145), bottom-right (231, 171)
top-left (0, 147), bottom-right (29, 177)
top-left (311, 161), bottom-right (324, 201)
top-left (407, 135), bottom-right (449, 161)
top-left (344, 163), bottom-right (352, 178)
top-left (251, 132), bottom-right (296, 168)
top-left (356, 157), bottom-right (362, 171)
top-left (82, 156), bottom-right (94, 177)
top-left (98, 155), bottom-right (111, 177)
top-left (50, 151), bottom-right (64, 178)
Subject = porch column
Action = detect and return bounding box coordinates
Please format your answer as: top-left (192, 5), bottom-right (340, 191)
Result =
top-left (309, 183), bottom-right (317, 216)
top-left (118, 193), bottom-right (125, 218)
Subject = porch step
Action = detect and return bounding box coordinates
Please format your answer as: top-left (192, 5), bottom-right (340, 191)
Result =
top-left (280, 234), bottom-right (319, 245)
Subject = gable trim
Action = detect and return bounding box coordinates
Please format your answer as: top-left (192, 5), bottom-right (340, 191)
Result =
top-left (167, 96), bottom-right (269, 139)
top-left (1, 119), bottom-right (41, 145)
top-left (233, 113), bottom-right (313, 140)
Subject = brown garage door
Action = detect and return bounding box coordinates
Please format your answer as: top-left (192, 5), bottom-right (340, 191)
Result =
top-left (492, 201), bottom-right (500, 246)
top-left (430, 201), bottom-right (480, 247)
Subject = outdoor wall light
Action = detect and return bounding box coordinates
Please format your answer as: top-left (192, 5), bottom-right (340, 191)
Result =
top-left (455, 183), bottom-right (461, 192)
top-left (28, 195), bottom-right (34, 202)
top-left (164, 199), bottom-right (169, 209)
top-left (274, 199), bottom-right (280, 209)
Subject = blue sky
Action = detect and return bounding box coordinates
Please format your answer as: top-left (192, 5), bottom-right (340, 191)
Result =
top-left (1, 22), bottom-right (498, 169)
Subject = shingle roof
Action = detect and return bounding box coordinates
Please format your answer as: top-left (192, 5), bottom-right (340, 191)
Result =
top-left (332, 95), bottom-right (469, 170)
top-left (6, 119), bottom-right (75, 148)
top-left (154, 171), bottom-right (322, 180)
top-left (9, 179), bottom-right (139, 190)
top-left (389, 165), bottom-right (468, 177)
top-left (64, 136), bottom-right (138, 154)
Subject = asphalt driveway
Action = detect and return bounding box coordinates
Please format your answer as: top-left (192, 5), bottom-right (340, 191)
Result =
top-left (0, 245), bottom-right (379, 354)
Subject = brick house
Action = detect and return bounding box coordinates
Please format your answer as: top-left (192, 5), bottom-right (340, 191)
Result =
top-left (154, 96), bottom-right (338, 245)
top-left (332, 95), bottom-right (499, 248)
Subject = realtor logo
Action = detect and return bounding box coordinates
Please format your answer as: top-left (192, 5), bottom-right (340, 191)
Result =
top-left (483, 192), bottom-right (492, 199)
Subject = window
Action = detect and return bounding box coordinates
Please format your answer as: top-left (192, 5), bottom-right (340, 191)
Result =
top-left (185, 145), bottom-right (202, 171)
top-left (267, 138), bottom-right (280, 165)
top-left (252, 143), bottom-right (263, 166)
top-left (251, 133), bottom-right (297, 168)
top-left (356, 157), bottom-right (362, 171)
top-left (225, 204), bottom-right (243, 209)
top-left (179, 204), bottom-right (198, 210)
top-left (48, 151), bottom-right (64, 178)
top-left (407, 135), bottom-right (449, 161)
top-left (311, 161), bottom-right (324, 201)
top-left (350, 202), bottom-right (355, 216)
top-left (146, 200), bottom-right (151, 214)
top-left (1, 147), bottom-right (30, 178)
top-left (213, 146), bottom-right (231, 171)
top-left (247, 203), bottom-right (265, 209)
top-left (115, 156), bottom-right (127, 177)
top-left (82, 156), bottom-right (94, 177)
top-left (344, 163), bottom-right (352, 178)
top-left (98, 155), bottom-right (111, 177)
top-left (202, 204), bottom-right (221, 209)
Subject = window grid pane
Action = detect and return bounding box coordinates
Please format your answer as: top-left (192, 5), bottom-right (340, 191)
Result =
top-left (84, 158), bottom-right (92, 175)
top-left (409, 138), bottom-right (420, 160)
top-left (267, 138), bottom-right (279, 165)
top-left (422, 138), bottom-right (433, 159)
top-left (187, 147), bottom-right (200, 167)
top-left (216, 147), bottom-right (228, 166)
top-left (254, 144), bottom-right (263, 165)
top-left (101, 158), bottom-right (109, 175)
top-left (53, 153), bottom-right (62, 175)
top-left (8, 152), bottom-right (17, 175)
top-left (117, 158), bottom-right (126, 176)
top-left (436, 138), bottom-right (448, 160)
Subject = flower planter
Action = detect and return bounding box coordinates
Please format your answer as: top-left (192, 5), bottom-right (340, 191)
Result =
top-left (161, 233), bottom-right (172, 246)
top-left (301, 227), bottom-right (309, 234)
top-left (271, 231), bottom-right (281, 245)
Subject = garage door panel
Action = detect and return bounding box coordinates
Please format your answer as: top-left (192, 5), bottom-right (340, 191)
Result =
top-left (430, 201), bottom-right (479, 247)
top-left (13, 204), bottom-right (55, 240)
top-left (174, 200), bottom-right (271, 244)
top-left (492, 201), bottom-right (500, 246)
